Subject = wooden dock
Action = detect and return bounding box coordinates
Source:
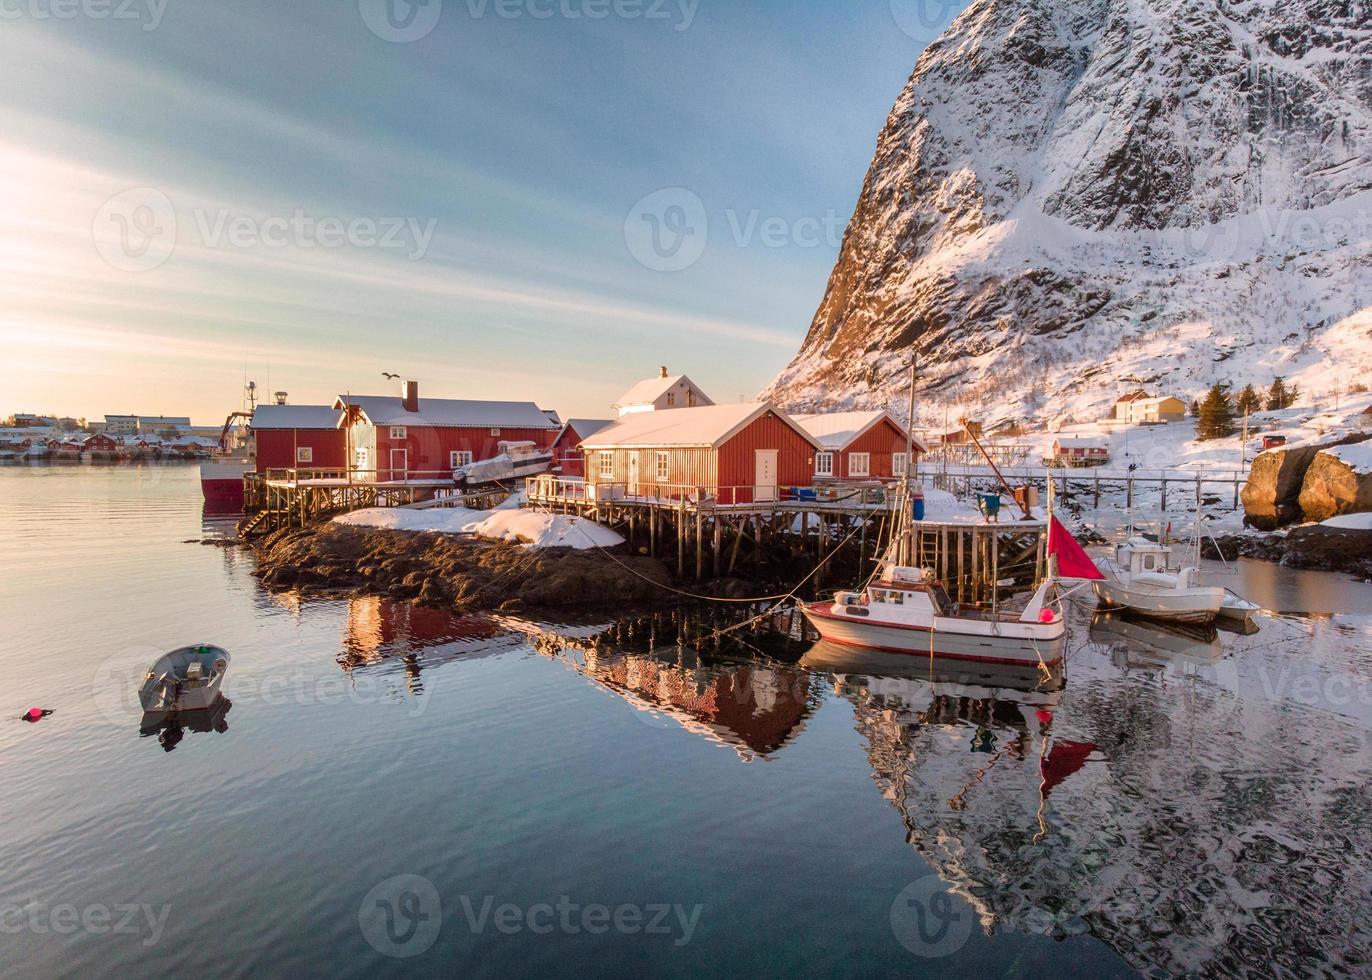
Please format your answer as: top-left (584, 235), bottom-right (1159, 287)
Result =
top-left (525, 476), bottom-right (1047, 602)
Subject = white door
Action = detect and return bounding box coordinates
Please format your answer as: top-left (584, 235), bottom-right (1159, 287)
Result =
top-left (389, 448), bottom-right (408, 482)
top-left (627, 452), bottom-right (639, 495)
top-left (754, 449), bottom-right (778, 502)
top-left (354, 446), bottom-right (370, 477)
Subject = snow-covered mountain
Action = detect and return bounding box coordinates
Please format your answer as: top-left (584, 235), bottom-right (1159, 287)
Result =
top-left (764, 0), bottom-right (1372, 426)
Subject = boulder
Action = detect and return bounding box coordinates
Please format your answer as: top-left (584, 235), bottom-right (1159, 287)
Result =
top-left (1240, 444), bottom-right (1323, 528)
top-left (1241, 435), bottom-right (1372, 528)
top-left (1297, 445), bottom-right (1372, 522)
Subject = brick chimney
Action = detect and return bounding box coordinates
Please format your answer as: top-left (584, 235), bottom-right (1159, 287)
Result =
top-left (402, 380), bottom-right (419, 414)
top-left (659, 365), bottom-right (668, 378)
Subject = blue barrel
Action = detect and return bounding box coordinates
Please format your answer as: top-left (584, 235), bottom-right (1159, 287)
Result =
top-left (977, 493), bottom-right (1001, 518)
top-left (911, 494), bottom-right (925, 521)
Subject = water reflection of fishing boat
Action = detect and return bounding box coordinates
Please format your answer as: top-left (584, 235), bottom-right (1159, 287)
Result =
top-left (799, 641), bottom-right (1064, 700)
top-left (138, 645), bottom-right (231, 712)
top-left (139, 695), bottom-right (232, 751)
top-left (1089, 612), bottom-right (1222, 667)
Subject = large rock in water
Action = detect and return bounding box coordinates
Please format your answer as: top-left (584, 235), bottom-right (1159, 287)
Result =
top-left (761, 0), bottom-right (1372, 423)
top-left (1240, 444), bottom-right (1325, 529)
top-left (1298, 444), bottom-right (1372, 521)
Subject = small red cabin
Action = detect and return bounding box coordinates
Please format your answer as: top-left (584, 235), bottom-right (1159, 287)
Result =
top-left (1261, 434), bottom-right (1288, 450)
top-left (551, 419), bottom-right (614, 477)
top-left (792, 411), bottom-right (923, 482)
top-left (251, 404), bottom-right (347, 471)
top-left (82, 433), bottom-right (118, 453)
top-left (580, 403), bottom-right (820, 505)
top-left (334, 382), bottom-right (561, 481)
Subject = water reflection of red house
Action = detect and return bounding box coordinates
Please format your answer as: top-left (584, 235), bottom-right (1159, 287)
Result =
top-left (342, 596), bottom-right (504, 668)
top-left (580, 649), bottom-right (812, 758)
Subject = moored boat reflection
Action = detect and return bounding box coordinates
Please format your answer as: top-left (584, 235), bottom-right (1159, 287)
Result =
top-left (138, 695), bottom-right (232, 752)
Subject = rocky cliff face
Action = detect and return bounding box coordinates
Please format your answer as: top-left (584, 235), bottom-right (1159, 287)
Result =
top-left (765, 0), bottom-right (1372, 423)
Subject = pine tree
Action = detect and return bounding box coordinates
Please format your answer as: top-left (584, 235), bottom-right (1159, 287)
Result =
top-left (1198, 384), bottom-right (1236, 440)
top-left (1190, 397), bottom-right (1201, 417)
top-left (1286, 383), bottom-right (1300, 408)
top-left (1236, 384), bottom-right (1262, 416)
top-left (1266, 377), bottom-right (1289, 411)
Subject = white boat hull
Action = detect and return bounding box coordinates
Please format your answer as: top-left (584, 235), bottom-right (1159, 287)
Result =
top-left (1092, 578), bottom-right (1225, 624)
top-left (800, 602), bottom-right (1065, 667)
top-left (138, 645), bottom-right (231, 713)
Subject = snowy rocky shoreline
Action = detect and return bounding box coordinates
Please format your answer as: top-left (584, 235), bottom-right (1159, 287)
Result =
top-left (1204, 520), bottom-right (1372, 580)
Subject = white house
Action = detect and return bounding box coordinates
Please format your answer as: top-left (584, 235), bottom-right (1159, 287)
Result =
top-left (611, 368), bottom-right (713, 417)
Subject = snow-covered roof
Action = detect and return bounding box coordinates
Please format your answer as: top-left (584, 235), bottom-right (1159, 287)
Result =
top-left (582, 403), bottom-right (820, 450)
top-left (251, 405), bottom-right (341, 430)
top-left (333, 395), bottom-right (561, 430)
top-left (613, 374), bottom-right (688, 408)
top-left (791, 410), bottom-right (923, 451)
top-left (1054, 436), bottom-right (1108, 449)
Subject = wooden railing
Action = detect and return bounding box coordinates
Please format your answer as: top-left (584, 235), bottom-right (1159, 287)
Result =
top-left (526, 476), bottom-right (893, 508)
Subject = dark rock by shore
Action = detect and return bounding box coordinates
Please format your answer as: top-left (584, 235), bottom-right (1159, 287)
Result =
top-left (1204, 525), bottom-right (1372, 579)
top-left (250, 523), bottom-right (680, 613)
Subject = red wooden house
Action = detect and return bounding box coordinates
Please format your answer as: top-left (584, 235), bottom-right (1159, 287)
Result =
top-left (579, 403), bottom-right (820, 505)
top-left (82, 433), bottom-right (118, 453)
top-left (792, 411), bottom-right (923, 482)
top-left (334, 381), bottom-right (561, 481)
top-left (551, 419), bottom-right (614, 477)
top-left (250, 404), bottom-right (346, 471)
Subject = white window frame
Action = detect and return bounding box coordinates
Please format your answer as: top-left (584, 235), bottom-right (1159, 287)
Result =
top-left (655, 451), bottom-right (670, 481)
top-left (849, 452), bottom-right (870, 477)
top-left (815, 452), bottom-right (834, 477)
top-left (389, 426), bottom-right (406, 440)
top-left (892, 452), bottom-right (907, 478)
top-left (295, 446), bottom-right (313, 464)
top-left (450, 450), bottom-right (473, 468)
top-left (598, 452), bottom-right (613, 478)
top-left (666, 392), bottom-right (676, 407)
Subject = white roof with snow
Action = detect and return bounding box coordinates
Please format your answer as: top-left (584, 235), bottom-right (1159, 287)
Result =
top-left (1054, 436), bottom-right (1108, 449)
top-left (581, 403), bottom-right (819, 450)
top-left (251, 405), bottom-right (341, 430)
top-left (333, 395), bottom-right (561, 430)
top-left (792, 410), bottom-right (921, 451)
top-left (611, 373), bottom-right (712, 410)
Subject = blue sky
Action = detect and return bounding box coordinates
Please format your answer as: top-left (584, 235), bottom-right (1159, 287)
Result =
top-left (1, 0), bottom-right (964, 422)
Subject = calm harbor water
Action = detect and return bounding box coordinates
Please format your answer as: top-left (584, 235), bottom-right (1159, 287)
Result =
top-left (3, 464), bottom-right (1372, 978)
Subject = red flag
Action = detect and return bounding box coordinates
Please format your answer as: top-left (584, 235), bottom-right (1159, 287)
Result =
top-left (1048, 515), bottom-right (1104, 580)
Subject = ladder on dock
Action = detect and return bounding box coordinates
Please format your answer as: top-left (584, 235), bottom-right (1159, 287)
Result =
top-left (237, 509), bottom-right (282, 538)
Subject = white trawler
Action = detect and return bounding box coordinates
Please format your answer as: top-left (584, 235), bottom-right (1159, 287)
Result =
top-left (798, 363), bottom-right (1100, 669)
top-left (1092, 537), bottom-right (1258, 625)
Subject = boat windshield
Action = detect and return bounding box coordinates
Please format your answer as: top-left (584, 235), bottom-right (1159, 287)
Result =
top-left (927, 583), bottom-right (951, 613)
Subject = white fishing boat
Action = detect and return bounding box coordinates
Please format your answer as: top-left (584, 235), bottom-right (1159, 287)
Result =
top-left (1092, 538), bottom-right (1226, 625)
top-left (1217, 589), bottom-right (1260, 625)
top-left (798, 360), bottom-right (1097, 670)
top-left (454, 441), bottom-right (553, 487)
top-left (138, 644), bottom-right (231, 713)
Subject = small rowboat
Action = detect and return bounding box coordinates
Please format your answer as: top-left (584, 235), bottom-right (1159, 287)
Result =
top-left (138, 645), bottom-right (231, 713)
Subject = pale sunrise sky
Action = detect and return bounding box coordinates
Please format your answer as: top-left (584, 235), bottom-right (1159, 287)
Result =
top-left (1, 0), bottom-right (964, 422)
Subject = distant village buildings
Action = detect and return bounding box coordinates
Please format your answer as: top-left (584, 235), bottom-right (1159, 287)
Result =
top-left (1111, 391), bottom-right (1186, 425)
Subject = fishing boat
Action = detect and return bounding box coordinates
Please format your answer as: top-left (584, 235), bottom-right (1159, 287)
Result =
top-left (798, 361), bottom-right (1101, 669)
top-left (1092, 537), bottom-right (1227, 625)
top-left (454, 441), bottom-right (553, 488)
top-left (138, 644), bottom-right (231, 713)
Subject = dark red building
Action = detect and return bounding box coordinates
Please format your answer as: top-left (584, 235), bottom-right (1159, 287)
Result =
top-left (793, 410), bottom-right (922, 482)
top-left (250, 405), bottom-right (347, 472)
top-left (334, 382), bottom-right (561, 481)
top-left (551, 419), bottom-right (614, 477)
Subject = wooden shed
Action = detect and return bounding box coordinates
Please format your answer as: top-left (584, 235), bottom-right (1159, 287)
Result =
top-left (250, 404), bottom-right (347, 471)
top-left (550, 419), bottom-right (614, 477)
top-left (792, 410), bottom-right (924, 482)
top-left (580, 403), bottom-right (820, 504)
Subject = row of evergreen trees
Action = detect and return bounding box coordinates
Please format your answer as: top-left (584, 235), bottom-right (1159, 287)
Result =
top-left (1190, 377), bottom-right (1300, 441)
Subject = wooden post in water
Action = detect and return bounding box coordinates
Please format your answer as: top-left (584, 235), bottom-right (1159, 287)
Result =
top-left (712, 520), bottom-right (722, 578)
top-left (1161, 476), bottom-right (1168, 511)
top-left (677, 500), bottom-right (686, 578)
top-left (695, 510), bottom-right (704, 580)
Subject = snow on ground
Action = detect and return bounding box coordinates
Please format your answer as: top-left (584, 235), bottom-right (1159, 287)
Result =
top-left (333, 504), bottom-right (624, 550)
top-left (1326, 441), bottom-right (1372, 473)
top-left (1323, 513), bottom-right (1372, 530)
